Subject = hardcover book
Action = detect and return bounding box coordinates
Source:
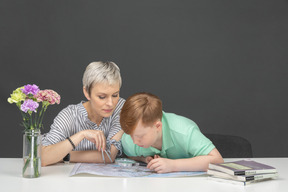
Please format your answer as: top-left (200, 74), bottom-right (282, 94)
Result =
top-left (208, 160), bottom-right (277, 176)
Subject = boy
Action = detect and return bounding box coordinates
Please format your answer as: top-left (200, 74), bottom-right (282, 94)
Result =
top-left (120, 92), bottom-right (223, 173)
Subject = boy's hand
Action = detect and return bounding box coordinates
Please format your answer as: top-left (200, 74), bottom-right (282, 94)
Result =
top-left (145, 154), bottom-right (160, 163)
top-left (147, 157), bottom-right (175, 173)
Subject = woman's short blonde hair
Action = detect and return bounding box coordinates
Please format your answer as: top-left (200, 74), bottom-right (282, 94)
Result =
top-left (82, 61), bottom-right (122, 95)
top-left (120, 92), bottom-right (163, 135)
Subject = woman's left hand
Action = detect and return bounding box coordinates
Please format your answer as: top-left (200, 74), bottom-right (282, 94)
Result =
top-left (81, 130), bottom-right (106, 151)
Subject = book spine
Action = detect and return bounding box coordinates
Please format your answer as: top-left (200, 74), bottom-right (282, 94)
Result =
top-left (245, 176), bottom-right (254, 181)
top-left (236, 170), bottom-right (276, 176)
top-left (245, 175), bottom-right (272, 181)
top-left (234, 171), bottom-right (245, 175)
top-left (245, 170), bottom-right (257, 175)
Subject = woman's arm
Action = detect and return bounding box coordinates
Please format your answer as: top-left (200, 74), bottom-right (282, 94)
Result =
top-left (70, 130), bottom-right (124, 163)
top-left (41, 129), bottom-right (107, 166)
top-left (147, 148), bottom-right (224, 173)
top-left (41, 129), bottom-right (124, 166)
top-left (41, 131), bottom-right (83, 166)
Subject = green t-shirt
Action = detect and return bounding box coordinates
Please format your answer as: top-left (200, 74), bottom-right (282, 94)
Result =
top-left (121, 112), bottom-right (215, 159)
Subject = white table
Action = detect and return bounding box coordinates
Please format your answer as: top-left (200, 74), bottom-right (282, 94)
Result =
top-left (0, 158), bottom-right (287, 192)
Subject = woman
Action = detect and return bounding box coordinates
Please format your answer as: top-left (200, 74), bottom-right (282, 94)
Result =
top-left (41, 61), bottom-right (125, 166)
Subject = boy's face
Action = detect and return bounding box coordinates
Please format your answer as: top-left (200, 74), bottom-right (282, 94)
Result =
top-left (130, 120), bottom-right (162, 148)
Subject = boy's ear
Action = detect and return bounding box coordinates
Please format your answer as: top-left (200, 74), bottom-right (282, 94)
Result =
top-left (155, 120), bottom-right (162, 131)
top-left (83, 87), bottom-right (90, 100)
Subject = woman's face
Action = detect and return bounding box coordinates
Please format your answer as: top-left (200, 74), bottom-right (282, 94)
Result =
top-left (84, 82), bottom-right (120, 119)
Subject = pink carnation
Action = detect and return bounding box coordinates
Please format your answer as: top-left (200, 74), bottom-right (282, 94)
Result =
top-left (36, 89), bottom-right (61, 105)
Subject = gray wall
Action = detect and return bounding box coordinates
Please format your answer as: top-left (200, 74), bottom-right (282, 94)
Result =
top-left (1, 0), bottom-right (288, 158)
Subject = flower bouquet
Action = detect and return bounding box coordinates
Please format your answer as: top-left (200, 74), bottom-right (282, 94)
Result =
top-left (8, 84), bottom-right (60, 178)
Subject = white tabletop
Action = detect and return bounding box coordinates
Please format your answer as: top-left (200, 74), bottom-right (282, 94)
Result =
top-left (0, 158), bottom-right (287, 192)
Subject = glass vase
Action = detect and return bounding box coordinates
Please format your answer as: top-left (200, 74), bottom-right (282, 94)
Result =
top-left (22, 129), bottom-right (41, 178)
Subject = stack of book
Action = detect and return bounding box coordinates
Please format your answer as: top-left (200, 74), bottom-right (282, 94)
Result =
top-left (207, 160), bottom-right (278, 186)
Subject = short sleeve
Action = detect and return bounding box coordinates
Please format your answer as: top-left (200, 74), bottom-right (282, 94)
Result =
top-left (187, 127), bottom-right (215, 156)
top-left (121, 133), bottom-right (138, 156)
top-left (106, 98), bottom-right (125, 155)
top-left (107, 139), bottom-right (122, 157)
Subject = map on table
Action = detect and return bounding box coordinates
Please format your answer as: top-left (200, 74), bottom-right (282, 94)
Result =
top-left (70, 163), bottom-right (206, 177)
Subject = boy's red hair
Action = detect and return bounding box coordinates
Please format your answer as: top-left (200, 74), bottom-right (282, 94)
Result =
top-left (120, 92), bottom-right (162, 134)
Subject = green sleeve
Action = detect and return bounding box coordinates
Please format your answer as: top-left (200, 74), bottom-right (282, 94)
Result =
top-left (187, 126), bottom-right (215, 156)
top-left (121, 133), bottom-right (138, 156)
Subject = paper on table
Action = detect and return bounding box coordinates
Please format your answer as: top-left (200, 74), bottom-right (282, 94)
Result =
top-left (70, 163), bottom-right (206, 178)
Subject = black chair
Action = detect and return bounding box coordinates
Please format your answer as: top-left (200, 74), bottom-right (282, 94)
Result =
top-left (204, 133), bottom-right (253, 158)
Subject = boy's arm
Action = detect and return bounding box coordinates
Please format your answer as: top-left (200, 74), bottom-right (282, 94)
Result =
top-left (147, 148), bottom-right (223, 173)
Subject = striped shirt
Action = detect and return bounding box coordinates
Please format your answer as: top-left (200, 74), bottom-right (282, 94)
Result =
top-left (42, 97), bottom-right (125, 156)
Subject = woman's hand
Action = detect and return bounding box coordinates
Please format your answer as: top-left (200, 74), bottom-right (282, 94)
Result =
top-left (81, 130), bottom-right (106, 151)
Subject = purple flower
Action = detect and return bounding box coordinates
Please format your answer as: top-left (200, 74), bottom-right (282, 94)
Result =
top-left (21, 84), bottom-right (40, 95)
top-left (21, 99), bottom-right (39, 113)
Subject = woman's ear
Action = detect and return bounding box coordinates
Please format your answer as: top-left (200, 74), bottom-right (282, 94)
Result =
top-left (83, 87), bottom-right (90, 101)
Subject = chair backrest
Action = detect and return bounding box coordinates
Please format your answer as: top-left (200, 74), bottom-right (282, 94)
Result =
top-left (204, 133), bottom-right (253, 158)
